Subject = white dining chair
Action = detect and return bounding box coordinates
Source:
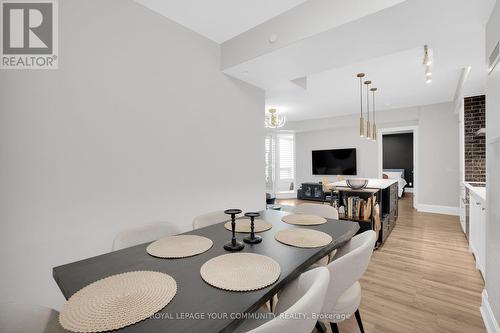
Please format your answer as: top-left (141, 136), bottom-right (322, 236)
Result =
top-left (192, 210), bottom-right (230, 230)
top-left (319, 230), bottom-right (377, 333)
top-left (295, 203), bottom-right (339, 219)
top-left (0, 303), bottom-right (63, 333)
top-left (111, 221), bottom-right (180, 251)
top-left (295, 203), bottom-right (339, 266)
top-left (235, 267), bottom-right (330, 333)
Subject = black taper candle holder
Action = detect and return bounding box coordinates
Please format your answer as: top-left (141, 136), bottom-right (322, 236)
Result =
top-left (243, 212), bottom-right (262, 244)
top-left (223, 209), bottom-right (244, 251)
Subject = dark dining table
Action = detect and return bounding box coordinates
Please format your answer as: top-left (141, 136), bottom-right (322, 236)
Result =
top-left (53, 209), bottom-right (359, 333)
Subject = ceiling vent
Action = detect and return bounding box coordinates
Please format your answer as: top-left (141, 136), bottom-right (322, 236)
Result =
top-left (488, 41), bottom-right (499, 74)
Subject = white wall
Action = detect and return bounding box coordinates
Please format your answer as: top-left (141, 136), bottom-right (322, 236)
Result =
top-left (418, 103), bottom-right (460, 209)
top-left (296, 127), bottom-right (379, 185)
top-left (0, 0), bottom-right (264, 309)
top-left (484, 1), bottom-right (500, 329)
top-left (294, 102), bottom-right (460, 210)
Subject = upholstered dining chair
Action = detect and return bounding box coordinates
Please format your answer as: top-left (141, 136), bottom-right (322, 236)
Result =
top-left (192, 210), bottom-right (230, 230)
top-left (112, 221), bottom-right (180, 251)
top-left (0, 303), bottom-right (63, 333)
top-left (295, 203), bottom-right (339, 265)
top-left (234, 267), bottom-right (330, 333)
top-left (295, 203), bottom-right (339, 219)
top-left (318, 230), bottom-right (377, 333)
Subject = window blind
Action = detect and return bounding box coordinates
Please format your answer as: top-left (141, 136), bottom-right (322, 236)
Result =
top-left (265, 134), bottom-right (275, 192)
top-left (278, 134), bottom-right (294, 180)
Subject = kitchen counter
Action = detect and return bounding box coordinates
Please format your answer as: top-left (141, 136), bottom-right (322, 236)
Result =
top-left (464, 182), bottom-right (486, 202)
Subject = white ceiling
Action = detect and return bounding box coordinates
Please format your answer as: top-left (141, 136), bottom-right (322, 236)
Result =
top-left (135, 0), bottom-right (496, 122)
top-left (265, 48), bottom-right (464, 120)
top-left (134, 0), bottom-right (308, 43)
top-left (222, 0), bottom-right (496, 121)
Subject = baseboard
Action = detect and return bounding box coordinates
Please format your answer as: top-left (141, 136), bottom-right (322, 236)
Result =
top-left (405, 187), bottom-right (414, 193)
top-left (481, 289), bottom-right (500, 333)
top-left (417, 204), bottom-right (460, 216)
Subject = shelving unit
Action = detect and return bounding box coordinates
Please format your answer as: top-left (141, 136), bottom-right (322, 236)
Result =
top-left (337, 188), bottom-right (379, 237)
top-left (335, 180), bottom-right (399, 246)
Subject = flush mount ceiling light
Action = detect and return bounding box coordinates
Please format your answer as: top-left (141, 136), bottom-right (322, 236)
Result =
top-left (265, 108), bottom-right (286, 128)
top-left (423, 45), bottom-right (433, 83)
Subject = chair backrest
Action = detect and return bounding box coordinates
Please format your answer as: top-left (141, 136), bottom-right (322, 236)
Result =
top-left (321, 177), bottom-right (331, 192)
top-left (0, 303), bottom-right (62, 333)
top-left (192, 210), bottom-right (230, 230)
top-left (321, 230), bottom-right (377, 313)
top-left (295, 203), bottom-right (339, 219)
top-left (247, 267), bottom-right (330, 333)
top-left (111, 221), bottom-right (180, 251)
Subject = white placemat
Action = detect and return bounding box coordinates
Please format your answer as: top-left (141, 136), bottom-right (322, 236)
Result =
top-left (224, 219), bottom-right (272, 233)
top-left (281, 214), bottom-right (327, 226)
top-left (275, 228), bottom-right (332, 248)
top-left (59, 271), bottom-right (177, 333)
top-left (147, 235), bottom-right (213, 258)
top-left (200, 253), bottom-right (280, 292)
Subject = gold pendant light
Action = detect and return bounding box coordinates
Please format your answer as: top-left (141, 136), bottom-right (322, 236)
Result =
top-left (370, 87), bottom-right (378, 141)
top-left (357, 73), bottom-right (365, 137)
top-left (364, 80), bottom-right (372, 140)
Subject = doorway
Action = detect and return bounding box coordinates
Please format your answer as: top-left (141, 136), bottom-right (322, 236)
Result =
top-left (378, 126), bottom-right (418, 209)
top-left (383, 133), bottom-right (414, 189)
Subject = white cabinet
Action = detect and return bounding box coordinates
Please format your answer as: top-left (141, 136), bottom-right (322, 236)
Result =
top-left (459, 185), bottom-right (466, 233)
top-left (469, 192), bottom-right (486, 277)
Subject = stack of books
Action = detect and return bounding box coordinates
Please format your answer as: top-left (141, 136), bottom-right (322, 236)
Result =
top-left (344, 196), bottom-right (373, 221)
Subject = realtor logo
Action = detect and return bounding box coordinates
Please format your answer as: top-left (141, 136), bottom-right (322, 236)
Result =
top-left (1, 0), bottom-right (58, 69)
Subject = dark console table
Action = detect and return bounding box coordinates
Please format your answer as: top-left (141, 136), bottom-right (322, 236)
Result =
top-left (297, 182), bottom-right (327, 202)
top-left (333, 179), bottom-right (398, 246)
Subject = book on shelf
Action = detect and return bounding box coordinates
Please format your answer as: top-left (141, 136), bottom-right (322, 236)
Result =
top-left (344, 196), bottom-right (373, 221)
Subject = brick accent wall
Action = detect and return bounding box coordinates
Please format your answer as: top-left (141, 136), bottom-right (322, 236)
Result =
top-left (464, 95), bottom-right (486, 182)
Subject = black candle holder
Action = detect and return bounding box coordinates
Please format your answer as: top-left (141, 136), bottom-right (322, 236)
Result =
top-left (223, 209), bottom-right (245, 251)
top-left (243, 212), bottom-right (262, 244)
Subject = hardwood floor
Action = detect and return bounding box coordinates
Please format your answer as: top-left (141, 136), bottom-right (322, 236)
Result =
top-left (277, 194), bottom-right (486, 333)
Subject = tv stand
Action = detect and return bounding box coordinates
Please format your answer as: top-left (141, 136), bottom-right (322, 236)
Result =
top-left (297, 182), bottom-right (326, 202)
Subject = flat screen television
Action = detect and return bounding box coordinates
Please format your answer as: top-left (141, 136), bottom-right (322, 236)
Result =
top-left (312, 148), bottom-right (357, 175)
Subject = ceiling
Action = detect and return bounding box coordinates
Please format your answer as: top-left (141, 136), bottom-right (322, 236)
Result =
top-left (134, 0), bottom-right (308, 43)
top-left (135, 0), bottom-right (496, 122)
top-left (265, 48), bottom-right (464, 120)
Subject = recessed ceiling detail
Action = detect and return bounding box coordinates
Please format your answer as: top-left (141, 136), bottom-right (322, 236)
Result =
top-left (134, 0), bottom-right (307, 43)
top-left (222, 0), bottom-right (495, 121)
top-left (290, 77), bottom-right (307, 89)
top-left (134, 0), bottom-right (496, 122)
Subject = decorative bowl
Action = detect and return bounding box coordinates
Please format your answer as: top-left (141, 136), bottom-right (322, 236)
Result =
top-left (346, 179), bottom-right (368, 190)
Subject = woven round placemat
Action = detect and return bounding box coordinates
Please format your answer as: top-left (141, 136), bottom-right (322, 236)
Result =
top-left (146, 235), bottom-right (213, 258)
top-left (275, 228), bottom-right (332, 248)
top-left (224, 219), bottom-right (272, 233)
top-left (59, 271), bottom-right (177, 333)
top-left (281, 214), bottom-right (327, 226)
top-left (200, 253), bottom-right (281, 291)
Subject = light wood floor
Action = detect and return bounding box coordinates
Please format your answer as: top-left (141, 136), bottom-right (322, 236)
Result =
top-left (277, 195), bottom-right (486, 333)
